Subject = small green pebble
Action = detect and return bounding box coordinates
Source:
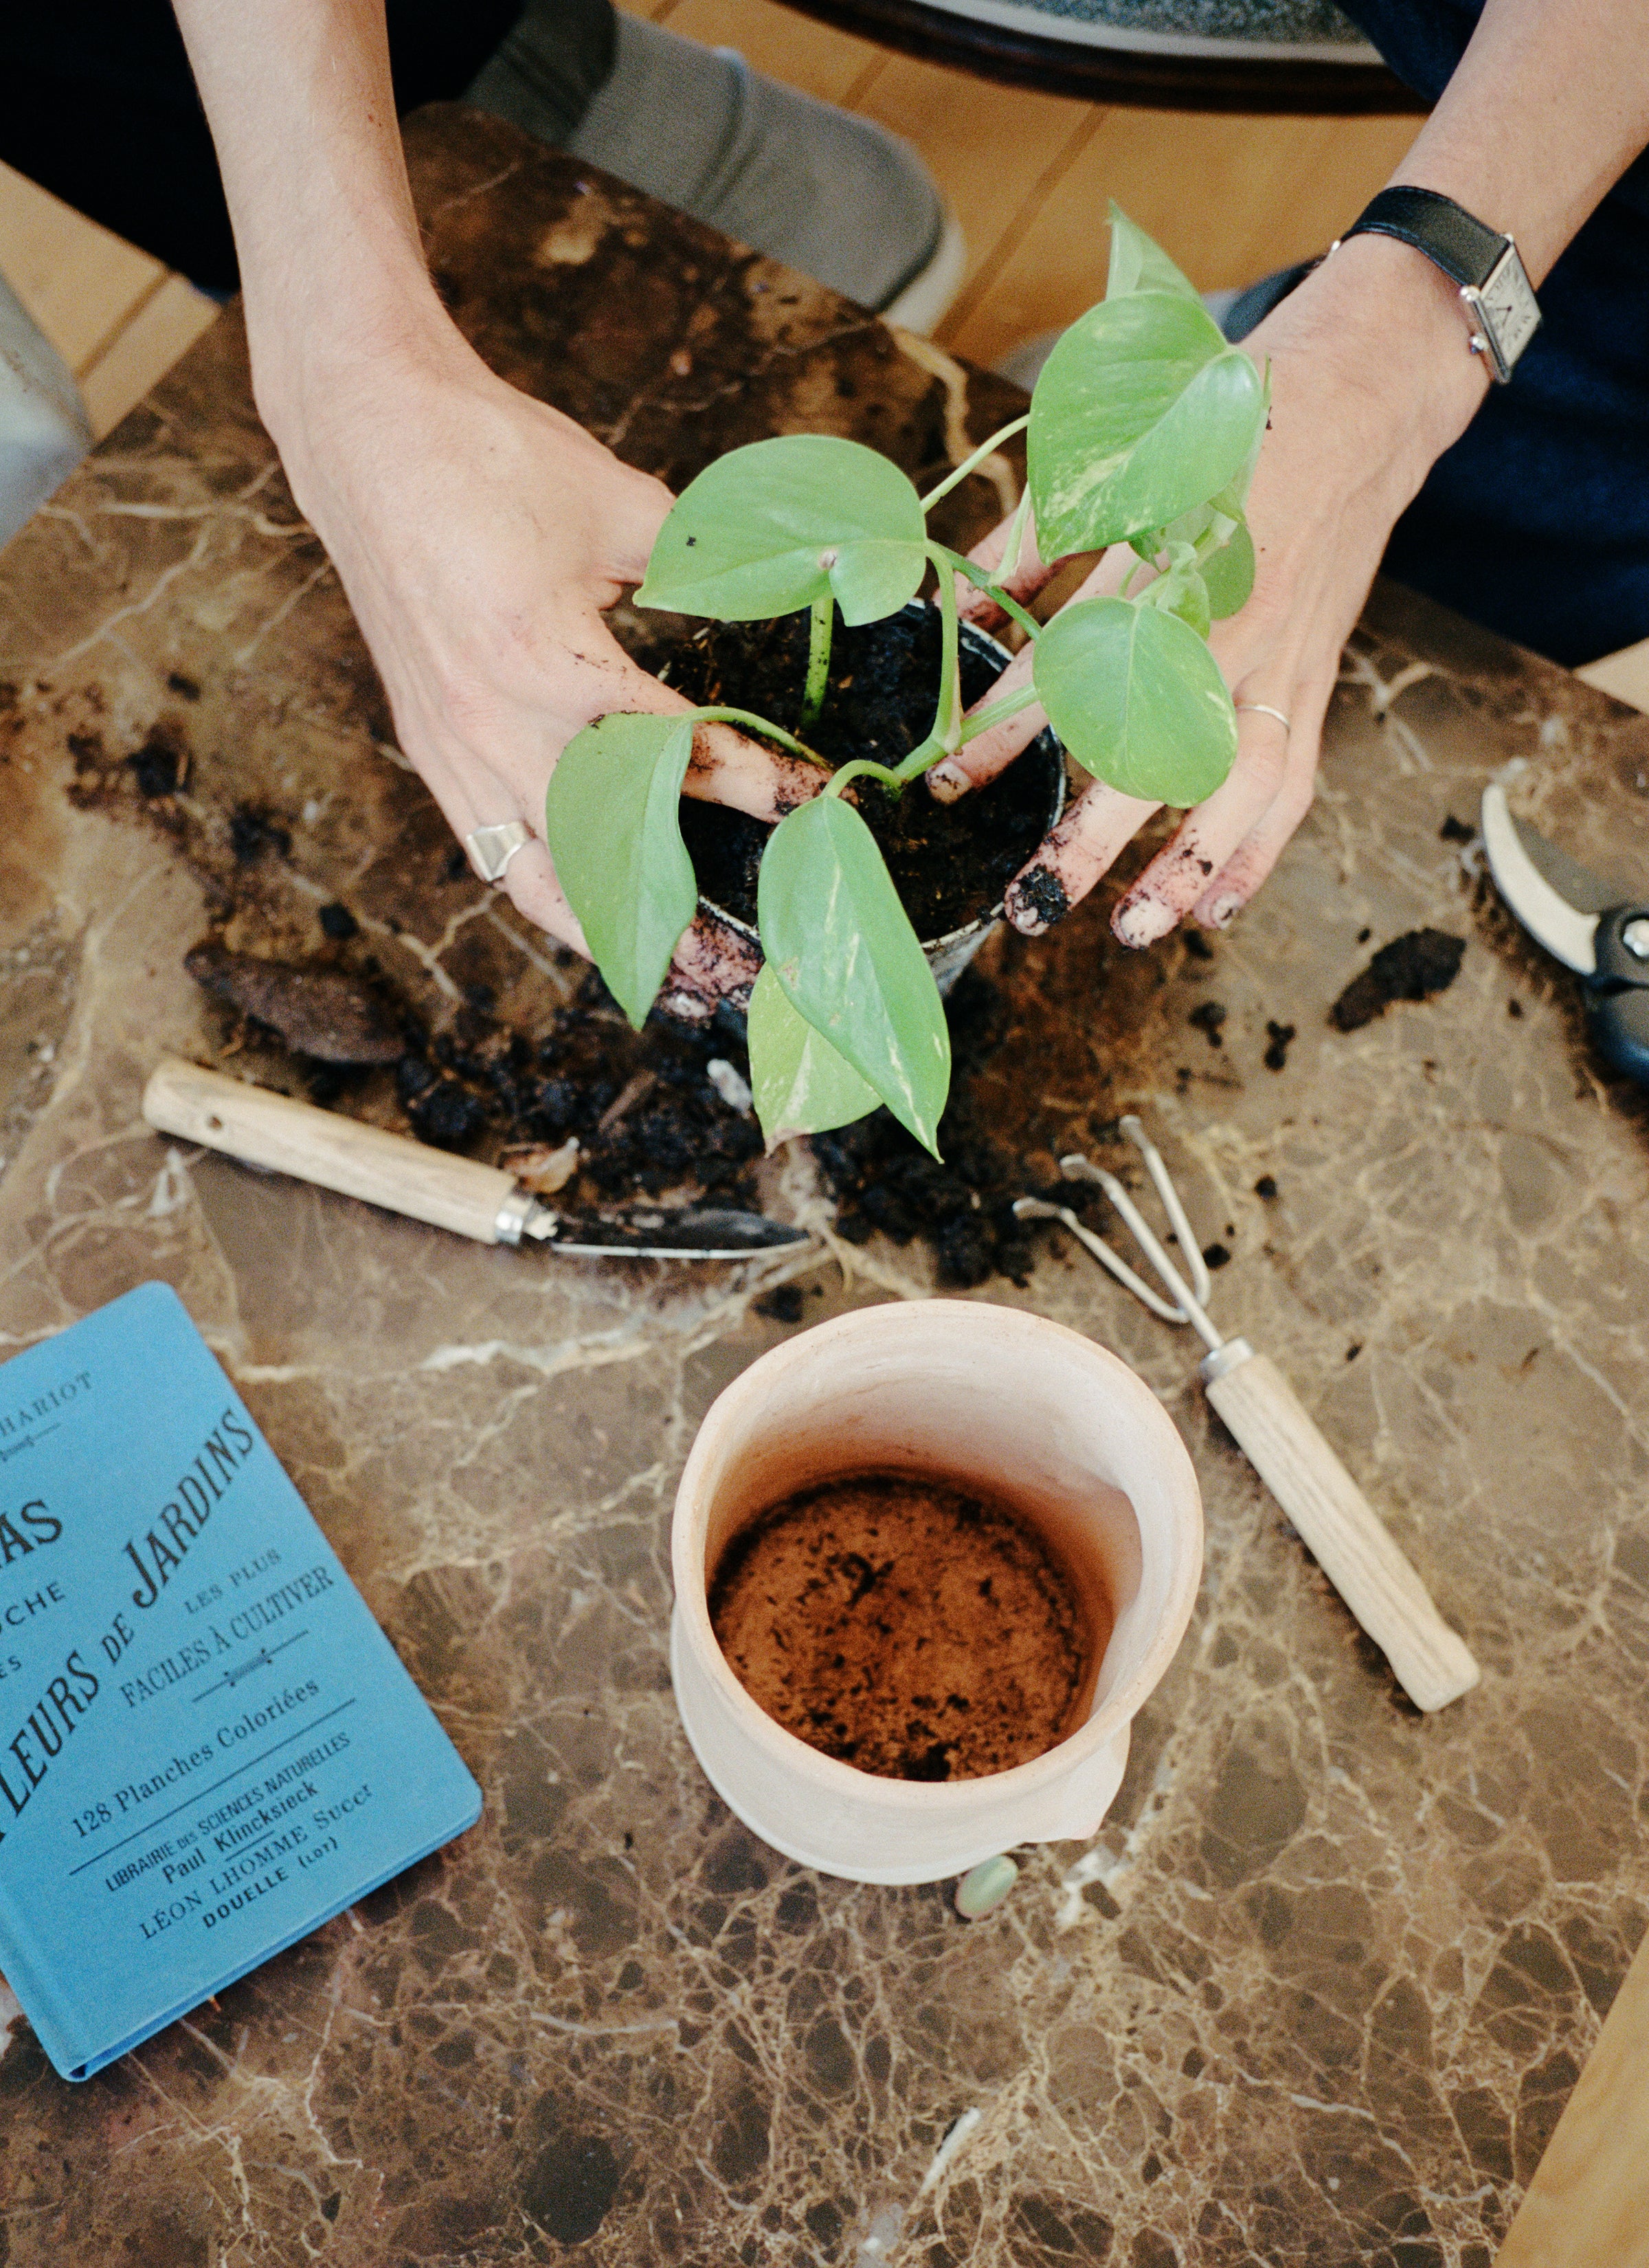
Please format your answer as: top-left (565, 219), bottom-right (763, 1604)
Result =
top-left (954, 1855), bottom-right (1019, 1919)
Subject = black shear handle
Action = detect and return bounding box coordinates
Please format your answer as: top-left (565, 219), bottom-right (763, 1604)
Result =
top-left (1587, 907), bottom-right (1649, 1084)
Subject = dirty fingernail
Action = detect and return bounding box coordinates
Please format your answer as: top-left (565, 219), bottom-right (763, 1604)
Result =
top-left (1005, 890), bottom-right (1046, 937)
top-left (1113, 898), bottom-right (1178, 949)
top-left (1205, 893), bottom-right (1244, 930)
top-left (928, 762), bottom-right (969, 803)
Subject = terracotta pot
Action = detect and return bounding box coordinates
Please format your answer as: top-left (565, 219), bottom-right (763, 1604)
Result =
top-left (698, 609), bottom-right (1068, 1000)
top-left (669, 1300), bottom-right (1203, 1884)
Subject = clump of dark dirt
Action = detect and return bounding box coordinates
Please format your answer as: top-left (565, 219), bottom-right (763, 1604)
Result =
top-left (128, 729), bottom-right (186, 797)
top-left (229, 806), bottom-right (292, 864)
top-left (662, 606), bottom-right (1063, 941)
top-left (754, 1283), bottom-right (806, 1324)
top-left (403, 1073), bottom-right (489, 1150)
top-left (183, 940), bottom-right (405, 1063)
top-left (393, 981), bottom-right (770, 1199)
top-left (317, 901), bottom-right (359, 940)
top-left (1330, 929), bottom-right (1467, 1032)
top-left (808, 968), bottom-right (1042, 1288)
top-left (709, 1469), bottom-right (1095, 1781)
top-left (1263, 1018), bottom-right (1296, 1071)
top-left (1188, 1000), bottom-right (1226, 1048)
top-left (1255, 1174), bottom-right (1279, 1199)
top-left (1439, 813), bottom-right (1476, 844)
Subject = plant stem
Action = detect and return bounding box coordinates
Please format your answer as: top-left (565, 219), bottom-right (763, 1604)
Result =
top-left (996, 485), bottom-right (1032, 588)
top-left (825, 757), bottom-right (904, 799)
top-left (928, 543), bottom-right (1043, 645)
top-left (799, 590), bottom-right (833, 729)
top-left (888, 544), bottom-right (965, 783)
top-left (691, 704), bottom-right (832, 770)
top-left (957, 682), bottom-right (1040, 744)
top-left (917, 414), bottom-right (1030, 514)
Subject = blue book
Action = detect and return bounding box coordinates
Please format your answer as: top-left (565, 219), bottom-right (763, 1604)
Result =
top-left (0, 1282), bottom-right (482, 2079)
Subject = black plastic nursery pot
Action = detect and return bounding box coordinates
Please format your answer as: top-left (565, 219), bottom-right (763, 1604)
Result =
top-left (662, 599), bottom-right (1067, 996)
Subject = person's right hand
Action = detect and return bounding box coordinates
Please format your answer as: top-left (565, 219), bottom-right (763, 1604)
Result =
top-left (925, 234), bottom-right (1490, 949)
top-left (267, 327), bottom-right (823, 1020)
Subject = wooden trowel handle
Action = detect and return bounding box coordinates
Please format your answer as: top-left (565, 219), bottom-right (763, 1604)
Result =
top-left (142, 1056), bottom-right (518, 1244)
top-left (1203, 1346), bottom-right (1480, 1713)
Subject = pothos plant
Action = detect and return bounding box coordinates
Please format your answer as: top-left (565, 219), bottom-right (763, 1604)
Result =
top-left (545, 208), bottom-right (1268, 1160)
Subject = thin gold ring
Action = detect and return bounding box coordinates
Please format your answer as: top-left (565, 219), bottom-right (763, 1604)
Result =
top-left (1235, 702), bottom-right (1292, 733)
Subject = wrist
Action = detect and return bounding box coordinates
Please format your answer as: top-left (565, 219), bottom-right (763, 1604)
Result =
top-left (247, 254), bottom-right (477, 471)
top-left (1271, 233), bottom-right (1492, 470)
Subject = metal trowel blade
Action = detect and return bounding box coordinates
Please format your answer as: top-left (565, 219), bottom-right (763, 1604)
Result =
top-left (526, 1206), bottom-right (811, 1259)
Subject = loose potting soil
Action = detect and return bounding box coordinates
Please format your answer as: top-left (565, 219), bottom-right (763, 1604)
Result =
top-left (708, 1469), bottom-right (1095, 1781)
top-left (661, 606), bottom-right (1064, 942)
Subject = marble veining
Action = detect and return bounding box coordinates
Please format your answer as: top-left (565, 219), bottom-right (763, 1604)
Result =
top-left (2, 107), bottom-right (1649, 2268)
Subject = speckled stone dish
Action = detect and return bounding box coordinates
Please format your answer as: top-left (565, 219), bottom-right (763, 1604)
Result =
top-left (901, 0), bottom-right (1373, 56)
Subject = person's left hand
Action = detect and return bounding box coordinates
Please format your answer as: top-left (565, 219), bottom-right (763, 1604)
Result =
top-left (926, 236), bottom-right (1489, 945)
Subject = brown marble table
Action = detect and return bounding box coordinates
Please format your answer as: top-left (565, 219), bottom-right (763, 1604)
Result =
top-left (4, 104), bottom-right (1649, 2268)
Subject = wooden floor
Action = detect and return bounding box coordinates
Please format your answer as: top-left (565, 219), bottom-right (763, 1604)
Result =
top-left (3, 0), bottom-right (1644, 706)
top-left (632, 0), bottom-right (1423, 370)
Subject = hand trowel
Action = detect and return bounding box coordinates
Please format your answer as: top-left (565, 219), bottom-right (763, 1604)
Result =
top-left (142, 1058), bottom-right (810, 1258)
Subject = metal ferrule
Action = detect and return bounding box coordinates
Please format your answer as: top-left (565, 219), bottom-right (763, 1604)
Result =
top-left (1198, 1337), bottom-right (1255, 1386)
top-left (493, 1186), bottom-right (536, 1246)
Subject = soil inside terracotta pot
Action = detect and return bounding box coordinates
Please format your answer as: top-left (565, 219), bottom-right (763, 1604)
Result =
top-left (661, 606), bottom-right (1064, 942)
top-left (708, 1469), bottom-right (1098, 1781)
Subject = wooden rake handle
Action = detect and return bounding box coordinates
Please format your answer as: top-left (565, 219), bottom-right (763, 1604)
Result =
top-left (1203, 1345), bottom-right (1480, 1713)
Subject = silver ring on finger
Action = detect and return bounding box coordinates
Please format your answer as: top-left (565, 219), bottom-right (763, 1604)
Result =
top-left (465, 819), bottom-right (534, 885)
top-left (1235, 702), bottom-right (1292, 734)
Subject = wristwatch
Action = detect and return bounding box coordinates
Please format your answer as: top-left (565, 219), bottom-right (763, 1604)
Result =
top-left (1337, 186), bottom-right (1541, 383)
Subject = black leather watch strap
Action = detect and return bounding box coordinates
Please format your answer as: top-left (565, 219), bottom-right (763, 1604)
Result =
top-left (1340, 186), bottom-right (1508, 290)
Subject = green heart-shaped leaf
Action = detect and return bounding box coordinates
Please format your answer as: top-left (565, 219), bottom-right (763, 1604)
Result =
top-left (1105, 203), bottom-right (1198, 302)
top-left (543, 711), bottom-right (697, 1027)
top-left (1200, 518), bottom-right (1255, 617)
top-left (1032, 595), bottom-right (1237, 805)
top-left (1143, 560), bottom-right (1212, 639)
top-left (1160, 497), bottom-right (1256, 619)
top-left (748, 964), bottom-right (882, 1148)
top-left (1028, 294), bottom-right (1266, 557)
top-left (757, 794), bottom-right (950, 1157)
top-left (637, 434), bottom-right (926, 626)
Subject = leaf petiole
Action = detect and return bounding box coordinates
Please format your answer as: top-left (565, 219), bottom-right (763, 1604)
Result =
top-left (798, 590), bottom-right (833, 729)
top-left (825, 757), bottom-right (905, 799)
top-left (926, 543), bottom-right (1043, 645)
top-left (917, 414), bottom-right (1030, 513)
top-left (994, 485), bottom-right (1033, 589)
top-left (956, 682), bottom-right (1040, 744)
top-left (688, 704), bottom-right (832, 770)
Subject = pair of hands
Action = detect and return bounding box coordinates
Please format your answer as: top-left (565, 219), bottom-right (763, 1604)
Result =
top-left (282, 237), bottom-right (1486, 1014)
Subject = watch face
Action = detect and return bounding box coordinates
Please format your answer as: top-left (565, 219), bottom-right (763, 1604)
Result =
top-left (1481, 246), bottom-right (1542, 368)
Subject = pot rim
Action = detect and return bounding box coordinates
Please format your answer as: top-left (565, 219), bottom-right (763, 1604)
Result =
top-left (671, 1300), bottom-right (1204, 1814)
top-left (693, 608), bottom-right (1067, 954)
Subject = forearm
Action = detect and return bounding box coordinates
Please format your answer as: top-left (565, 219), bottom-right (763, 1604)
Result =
top-left (1392, 0), bottom-right (1649, 284)
top-left (169, 0), bottom-right (456, 440)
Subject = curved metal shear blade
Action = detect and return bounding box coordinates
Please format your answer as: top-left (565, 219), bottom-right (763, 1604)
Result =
top-left (1481, 781), bottom-right (1602, 974)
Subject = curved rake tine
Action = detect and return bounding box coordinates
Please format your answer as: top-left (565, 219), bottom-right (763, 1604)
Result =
top-left (1011, 1199), bottom-right (1187, 1325)
top-left (1119, 1115), bottom-right (1211, 1309)
top-left (1055, 1146), bottom-right (1223, 1353)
